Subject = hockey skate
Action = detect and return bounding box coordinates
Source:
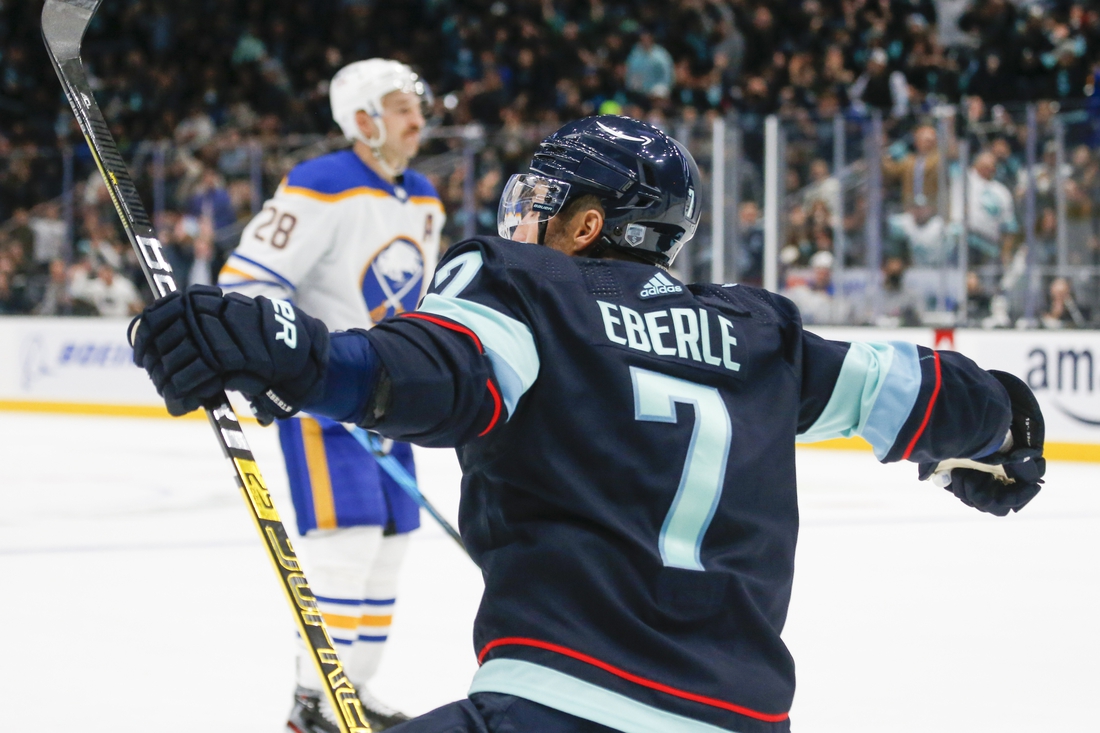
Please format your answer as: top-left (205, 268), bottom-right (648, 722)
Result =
top-left (357, 687), bottom-right (410, 731)
top-left (286, 686), bottom-right (340, 733)
top-left (287, 685), bottom-right (410, 732)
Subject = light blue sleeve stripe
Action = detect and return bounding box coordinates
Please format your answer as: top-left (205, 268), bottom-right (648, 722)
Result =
top-left (797, 341), bottom-right (922, 460)
top-left (860, 341), bottom-right (921, 459)
top-left (417, 293), bottom-right (539, 419)
top-left (469, 659), bottom-right (739, 733)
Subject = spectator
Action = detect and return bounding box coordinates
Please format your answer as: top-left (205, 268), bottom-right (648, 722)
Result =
top-left (186, 167), bottom-right (237, 232)
top-left (877, 255), bottom-right (924, 327)
top-left (960, 151), bottom-right (1017, 264)
top-left (625, 32), bottom-right (674, 100)
top-left (802, 159), bottom-right (840, 226)
top-left (849, 48), bottom-right (908, 118)
top-left (33, 258), bottom-right (75, 316)
top-left (6, 208), bottom-right (35, 259)
top-left (0, 244), bottom-right (28, 313)
top-left (883, 124), bottom-right (942, 211)
top-left (174, 104), bottom-right (217, 150)
top-left (989, 136), bottom-right (1022, 190)
top-left (1063, 178), bottom-right (1096, 265)
top-left (736, 200), bottom-right (765, 286)
top-left (469, 67), bottom-right (509, 125)
top-left (965, 270), bottom-right (993, 325)
top-left (2, 0), bottom-right (1100, 324)
top-left (69, 263), bottom-right (142, 317)
top-left (1032, 206), bottom-right (1059, 266)
top-left (711, 19), bottom-right (744, 93)
top-left (966, 54), bottom-right (1012, 105)
top-left (0, 270), bottom-right (22, 314)
top-left (1041, 276), bottom-right (1090, 329)
top-left (1016, 141), bottom-right (1071, 209)
top-left (188, 232), bottom-right (216, 287)
top-left (29, 202), bottom-right (67, 266)
top-left (784, 250), bottom-right (855, 325)
top-left (887, 195), bottom-right (949, 266)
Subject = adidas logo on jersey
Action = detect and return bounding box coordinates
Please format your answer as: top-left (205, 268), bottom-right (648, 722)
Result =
top-left (639, 272), bottom-right (683, 299)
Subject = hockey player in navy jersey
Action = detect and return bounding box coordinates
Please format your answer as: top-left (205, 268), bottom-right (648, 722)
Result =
top-left (130, 116), bottom-right (1045, 733)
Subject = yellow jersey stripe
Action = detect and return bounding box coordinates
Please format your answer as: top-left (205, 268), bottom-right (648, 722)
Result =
top-left (358, 614), bottom-right (394, 627)
top-left (281, 184), bottom-right (444, 209)
top-left (321, 613), bottom-right (360, 630)
top-left (218, 265), bottom-right (255, 281)
top-left (283, 185), bottom-right (392, 202)
top-left (409, 195), bottom-right (445, 210)
top-left (301, 418), bottom-right (337, 530)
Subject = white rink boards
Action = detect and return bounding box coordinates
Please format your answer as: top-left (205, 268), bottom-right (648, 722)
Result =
top-left (1, 412), bottom-right (1097, 732)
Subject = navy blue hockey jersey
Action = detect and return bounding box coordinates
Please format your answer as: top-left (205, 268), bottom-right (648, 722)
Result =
top-left (352, 236), bottom-right (1011, 733)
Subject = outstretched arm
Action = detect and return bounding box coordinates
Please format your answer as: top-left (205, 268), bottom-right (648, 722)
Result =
top-left (797, 331), bottom-right (1044, 515)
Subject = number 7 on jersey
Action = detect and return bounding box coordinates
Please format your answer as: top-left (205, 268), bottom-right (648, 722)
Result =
top-left (630, 366), bottom-right (732, 571)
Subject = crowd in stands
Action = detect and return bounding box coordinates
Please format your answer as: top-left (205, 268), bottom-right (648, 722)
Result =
top-left (2, 0), bottom-right (1100, 325)
top-left (774, 93), bottom-right (1100, 328)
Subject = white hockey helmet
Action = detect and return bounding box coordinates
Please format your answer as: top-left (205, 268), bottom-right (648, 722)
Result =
top-left (330, 58), bottom-right (430, 149)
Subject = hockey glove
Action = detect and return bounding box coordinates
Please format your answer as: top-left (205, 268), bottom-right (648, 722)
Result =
top-left (129, 285), bottom-right (329, 422)
top-left (918, 370), bottom-right (1045, 516)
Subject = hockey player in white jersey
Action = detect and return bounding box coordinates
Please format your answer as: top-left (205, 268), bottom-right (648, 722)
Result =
top-left (218, 59), bottom-right (444, 732)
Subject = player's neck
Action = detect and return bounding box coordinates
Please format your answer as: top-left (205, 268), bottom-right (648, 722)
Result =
top-left (353, 140), bottom-right (405, 184)
top-left (600, 248), bottom-right (667, 270)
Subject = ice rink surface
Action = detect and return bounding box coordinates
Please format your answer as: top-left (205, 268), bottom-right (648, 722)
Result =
top-left (2, 412), bottom-right (1097, 732)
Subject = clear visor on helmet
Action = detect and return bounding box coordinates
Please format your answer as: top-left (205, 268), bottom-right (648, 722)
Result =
top-left (497, 174), bottom-right (572, 242)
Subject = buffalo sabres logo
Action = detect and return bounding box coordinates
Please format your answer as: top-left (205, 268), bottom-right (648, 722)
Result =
top-left (362, 237), bottom-right (425, 322)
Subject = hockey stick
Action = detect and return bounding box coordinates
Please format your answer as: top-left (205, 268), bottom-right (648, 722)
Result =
top-left (346, 426), bottom-right (468, 553)
top-left (922, 431), bottom-right (1017, 487)
top-left (41, 3), bottom-right (371, 731)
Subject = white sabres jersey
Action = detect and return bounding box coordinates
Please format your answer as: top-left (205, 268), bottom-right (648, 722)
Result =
top-left (219, 149), bottom-right (445, 331)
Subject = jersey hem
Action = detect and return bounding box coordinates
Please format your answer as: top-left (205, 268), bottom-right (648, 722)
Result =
top-left (469, 659), bottom-right (744, 733)
top-left (477, 637), bottom-right (789, 723)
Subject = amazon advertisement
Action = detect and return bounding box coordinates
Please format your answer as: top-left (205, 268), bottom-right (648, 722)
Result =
top-left (954, 330), bottom-right (1100, 448)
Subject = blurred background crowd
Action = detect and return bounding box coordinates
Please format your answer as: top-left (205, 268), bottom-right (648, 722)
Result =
top-left (2, 0), bottom-right (1099, 327)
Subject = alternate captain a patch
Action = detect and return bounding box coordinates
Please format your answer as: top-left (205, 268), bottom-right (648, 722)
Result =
top-left (362, 237), bottom-right (426, 322)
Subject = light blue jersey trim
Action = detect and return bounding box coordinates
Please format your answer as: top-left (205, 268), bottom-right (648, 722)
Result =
top-left (418, 293), bottom-right (539, 419)
top-left (860, 342), bottom-right (921, 458)
top-left (469, 660), bottom-right (740, 733)
top-left (797, 341), bottom-right (922, 460)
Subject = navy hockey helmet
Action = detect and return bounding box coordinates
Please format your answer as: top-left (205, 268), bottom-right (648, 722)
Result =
top-left (497, 115), bottom-right (701, 267)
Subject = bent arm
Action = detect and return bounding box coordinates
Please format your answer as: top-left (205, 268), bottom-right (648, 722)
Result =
top-left (307, 306), bottom-right (536, 448)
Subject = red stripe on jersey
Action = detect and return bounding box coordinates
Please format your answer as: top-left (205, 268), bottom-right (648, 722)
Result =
top-left (902, 350), bottom-right (942, 460)
top-left (477, 637), bottom-right (789, 723)
top-left (479, 379), bottom-right (502, 437)
top-left (401, 312), bottom-right (484, 353)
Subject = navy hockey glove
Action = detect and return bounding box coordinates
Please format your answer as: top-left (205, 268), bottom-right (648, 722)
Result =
top-left (919, 371), bottom-right (1044, 516)
top-left (129, 285), bottom-right (329, 422)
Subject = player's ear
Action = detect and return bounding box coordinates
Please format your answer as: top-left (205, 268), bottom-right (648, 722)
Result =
top-left (571, 207), bottom-right (604, 255)
top-left (355, 110), bottom-right (379, 140)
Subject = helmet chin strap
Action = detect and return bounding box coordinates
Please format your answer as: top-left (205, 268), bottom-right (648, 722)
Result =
top-left (357, 111), bottom-right (407, 179)
top-left (369, 142), bottom-right (407, 179)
